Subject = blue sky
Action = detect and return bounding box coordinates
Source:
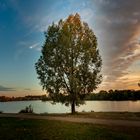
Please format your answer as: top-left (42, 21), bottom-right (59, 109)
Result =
top-left (0, 0), bottom-right (140, 96)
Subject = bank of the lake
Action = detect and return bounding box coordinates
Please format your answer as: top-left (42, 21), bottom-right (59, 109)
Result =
top-left (0, 100), bottom-right (140, 113)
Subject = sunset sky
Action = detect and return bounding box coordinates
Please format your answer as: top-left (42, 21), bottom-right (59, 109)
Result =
top-left (0, 0), bottom-right (140, 97)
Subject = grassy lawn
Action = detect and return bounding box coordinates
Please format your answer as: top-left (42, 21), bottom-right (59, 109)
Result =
top-left (0, 117), bottom-right (139, 140)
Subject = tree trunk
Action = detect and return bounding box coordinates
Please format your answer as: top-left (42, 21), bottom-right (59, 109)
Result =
top-left (71, 100), bottom-right (75, 114)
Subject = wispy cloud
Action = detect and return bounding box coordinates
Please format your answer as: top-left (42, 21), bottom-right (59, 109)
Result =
top-left (29, 43), bottom-right (40, 50)
top-left (18, 41), bottom-right (41, 50)
top-left (88, 0), bottom-right (140, 89)
top-left (0, 85), bottom-right (16, 91)
top-left (28, 43), bottom-right (42, 51)
top-left (24, 88), bottom-right (31, 91)
top-left (14, 41), bottom-right (41, 61)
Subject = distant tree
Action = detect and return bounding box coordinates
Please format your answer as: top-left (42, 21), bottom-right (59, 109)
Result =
top-left (138, 82), bottom-right (140, 87)
top-left (35, 13), bottom-right (102, 114)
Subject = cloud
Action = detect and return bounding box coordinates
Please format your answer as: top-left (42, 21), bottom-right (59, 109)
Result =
top-left (14, 41), bottom-right (41, 61)
top-left (29, 43), bottom-right (42, 51)
top-left (29, 43), bottom-right (39, 49)
top-left (88, 0), bottom-right (140, 89)
top-left (22, 41), bottom-right (41, 51)
top-left (0, 85), bottom-right (16, 91)
top-left (24, 88), bottom-right (31, 91)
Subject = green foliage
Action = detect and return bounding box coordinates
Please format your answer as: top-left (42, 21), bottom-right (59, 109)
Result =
top-left (35, 13), bottom-right (102, 113)
top-left (86, 90), bottom-right (140, 100)
top-left (19, 105), bottom-right (34, 113)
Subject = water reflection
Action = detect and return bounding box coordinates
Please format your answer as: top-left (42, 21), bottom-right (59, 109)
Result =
top-left (0, 100), bottom-right (140, 113)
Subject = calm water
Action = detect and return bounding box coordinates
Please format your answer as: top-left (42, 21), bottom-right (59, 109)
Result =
top-left (0, 100), bottom-right (140, 113)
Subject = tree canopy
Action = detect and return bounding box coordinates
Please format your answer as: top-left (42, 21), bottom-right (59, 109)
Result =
top-left (35, 13), bottom-right (102, 113)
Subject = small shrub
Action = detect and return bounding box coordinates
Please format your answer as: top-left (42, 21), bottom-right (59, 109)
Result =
top-left (19, 105), bottom-right (33, 113)
top-left (0, 111), bottom-right (3, 114)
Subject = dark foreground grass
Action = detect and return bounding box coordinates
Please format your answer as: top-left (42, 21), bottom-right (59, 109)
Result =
top-left (0, 117), bottom-right (139, 140)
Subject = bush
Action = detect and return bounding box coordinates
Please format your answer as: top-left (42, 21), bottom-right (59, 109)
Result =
top-left (0, 111), bottom-right (3, 114)
top-left (19, 105), bottom-right (33, 113)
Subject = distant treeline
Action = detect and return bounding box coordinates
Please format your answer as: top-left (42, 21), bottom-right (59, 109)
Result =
top-left (0, 90), bottom-right (140, 102)
top-left (0, 95), bottom-right (49, 102)
top-left (86, 90), bottom-right (140, 100)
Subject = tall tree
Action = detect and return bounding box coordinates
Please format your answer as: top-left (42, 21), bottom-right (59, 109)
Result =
top-left (35, 13), bottom-right (102, 114)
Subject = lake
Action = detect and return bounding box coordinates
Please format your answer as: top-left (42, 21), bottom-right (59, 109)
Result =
top-left (0, 100), bottom-right (140, 113)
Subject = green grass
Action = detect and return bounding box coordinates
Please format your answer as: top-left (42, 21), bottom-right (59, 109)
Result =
top-left (0, 117), bottom-right (139, 140)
